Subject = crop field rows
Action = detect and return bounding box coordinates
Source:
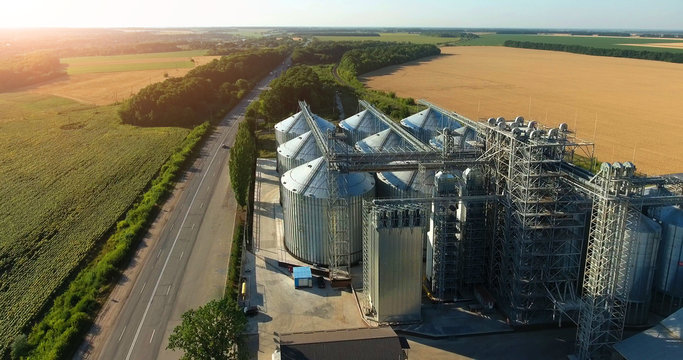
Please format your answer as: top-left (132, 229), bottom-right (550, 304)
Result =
top-left (0, 92), bottom-right (188, 351)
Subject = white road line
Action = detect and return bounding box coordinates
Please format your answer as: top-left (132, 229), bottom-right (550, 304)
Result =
top-left (139, 282), bottom-right (146, 295)
top-left (149, 329), bottom-right (155, 343)
top-left (191, 223), bottom-right (195, 230)
top-left (156, 250), bottom-right (161, 259)
top-left (118, 326), bottom-right (126, 342)
top-left (166, 285), bottom-right (171, 296)
top-left (179, 251), bottom-right (184, 261)
top-left (124, 112), bottom-right (240, 360)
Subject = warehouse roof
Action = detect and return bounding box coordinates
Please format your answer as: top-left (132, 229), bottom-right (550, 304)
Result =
top-left (277, 327), bottom-right (408, 360)
top-left (614, 307), bottom-right (683, 360)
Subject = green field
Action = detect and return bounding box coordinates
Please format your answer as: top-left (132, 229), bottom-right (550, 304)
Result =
top-left (459, 34), bottom-right (683, 52)
top-left (0, 92), bottom-right (188, 351)
top-left (62, 49), bottom-right (208, 75)
top-left (315, 32), bottom-right (461, 45)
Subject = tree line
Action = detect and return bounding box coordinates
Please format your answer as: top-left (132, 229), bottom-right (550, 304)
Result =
top-left (337, 43), bottom-right (441, 78)
top-left (0, 52), bottom-right (64, 92)
top-left (503, 40), bottom-right (683, 64)
top-left (118, 47), bottom-right (288, 127)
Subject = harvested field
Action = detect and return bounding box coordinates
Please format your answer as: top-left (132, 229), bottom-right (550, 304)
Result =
top-left (29, 54), bottom-right (220, 105)
top-left (621, 42), bottom-right (683, 49)
top-left (362, 46), bottom-right (683, 175)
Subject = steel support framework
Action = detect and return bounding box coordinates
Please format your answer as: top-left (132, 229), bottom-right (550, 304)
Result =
top-left (480, 120), bottom-right (589, 325)
top-left (296, 100), bottom-right (683, 356)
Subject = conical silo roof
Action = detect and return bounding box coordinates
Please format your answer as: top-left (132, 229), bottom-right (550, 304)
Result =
top-left (375, 161), bottom-right (435, 198)
top-left (277, 131), bottom-right (321, 173)
top-left (355, 129), bottom-right (412, 153)
top-left (339, 110), bottom-right (388, 144)
top-left (429, 126), bottom-right (477, 150)
top-left (377, 166), bottom-right (419, 192)
top-left (401, 108), bottom-right (461, 142)
top-left (281, 157), bottom-right (375, 198)
top-left (274, 111), bottom-right (335, 145)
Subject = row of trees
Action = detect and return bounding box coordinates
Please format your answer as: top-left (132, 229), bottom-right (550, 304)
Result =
top-left (0, 52), bottom-right (64, 92)
top-left (504, 40), bottom-right (683, 63)
top-left (118, 47), bottom-right (288, 127)
top-left (337, 43), bottom-right (441, 79)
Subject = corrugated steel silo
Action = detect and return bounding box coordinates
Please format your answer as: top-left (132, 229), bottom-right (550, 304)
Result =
top-left (375, 166), bottom-right (434, 199)
top-left (354, 128), bottom-right (410, 153)
top-left (339, 110), bottom-right (388, 145)
top-left (276, 131), bottom-right (320, 174)
top-left (274, 111), bottom-right (335, 145)
top-left (650, 205), bottom-right (683, 315)
top-left (429, 126), bottom-right (477, 150)
top-left (400, 108), bottom-right (461, 143)
top-left (622, 211), bottom-right (661, 326)
top-left (280, 157), bottom-right (375, 265)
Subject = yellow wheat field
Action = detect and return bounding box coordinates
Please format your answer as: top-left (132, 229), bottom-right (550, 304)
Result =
top-left (362, 46), bottom-right (683, 175)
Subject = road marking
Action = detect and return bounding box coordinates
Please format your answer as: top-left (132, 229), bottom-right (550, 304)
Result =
top-left (179, 251), bottom-right (184, 261)
top-left (200, 202), bottom-right (204, 208)
top-left (124, 103), bottom-right (242, 360)
top-left (118, 326), bottom-right (126, 342)
top-left (156, 250), bottom-right (161, 259)
top-left (149, 329), bottom-right (155, 343)
top-left (140, 282), bottom-right (146, 295)
top-left (166, 285), bottom-right (171, 296)
top-left (191, 223), bottom-right (195, 230)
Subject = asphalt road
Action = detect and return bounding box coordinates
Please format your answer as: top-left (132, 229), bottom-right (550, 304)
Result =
top-left (96, 60), bottom-right (290, 360)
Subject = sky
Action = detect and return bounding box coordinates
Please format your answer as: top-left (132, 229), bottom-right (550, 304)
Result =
top-left (1, 0), bottom-right (682, 30)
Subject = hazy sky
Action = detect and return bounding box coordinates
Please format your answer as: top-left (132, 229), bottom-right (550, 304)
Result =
top-left (2, 0), bottom-right (682, 30)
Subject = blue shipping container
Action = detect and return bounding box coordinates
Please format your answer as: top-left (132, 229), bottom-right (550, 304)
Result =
top-left (293, 267), bottom-right (313, 288)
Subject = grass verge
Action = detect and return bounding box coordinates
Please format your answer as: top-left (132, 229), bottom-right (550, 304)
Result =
top-left (19, 121), bottom-right (211, 359)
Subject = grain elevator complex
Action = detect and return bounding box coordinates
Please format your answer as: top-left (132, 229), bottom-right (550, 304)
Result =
top-left (272, 99), bottom-right (683, 360)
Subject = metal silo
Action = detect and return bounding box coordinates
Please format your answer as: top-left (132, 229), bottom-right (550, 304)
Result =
top-left (400, 108), bottom-right (461, 143)
top-left (276, 131), bottom-right (320, 174)
top-left (274, 111), bottom-right (335, 145)
top-left (430, 126), bottom-right (477, 151)
top-left (650, 205), bottom-right (683, 315)
top-left (280, 157), bottom-right (375, 265)
top-left (354, 128), bottom-right (410, 153)
top-left (367, 205), bottom-right (424, 323)
top-left (339, 110), bottom-right (388, 145)
top-left (622, 211), bottom-right (661, 326)
top-left (375, 166), bottom-right (434, 199)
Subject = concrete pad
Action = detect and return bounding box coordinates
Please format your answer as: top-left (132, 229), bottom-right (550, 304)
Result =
top-left (244, 159), bottom-right (367, 359)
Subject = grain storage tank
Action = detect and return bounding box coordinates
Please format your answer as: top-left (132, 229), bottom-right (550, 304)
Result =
top-left (274, 111), bottom-right (335, 145)
top-left (622, 211), bottom-right (661, 326)
top-left (339, 110), bottom-right (388, 145)
top-left (280, 157), bottom-right (375, 264)
top-left (355, 128), bottom-right (411, 153)
top-left (401, 108), bottom-right (461, 143)
top-left (367, 205), bottom-right (424, 323)
top-left (430, 126), bottom-right (477, 151)
top-left (276, 131), bottom-right (321, 174)
top-left (650, 205), bottom-right (683, 315)
top-left (375, 165), bottom-right (434, 199)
